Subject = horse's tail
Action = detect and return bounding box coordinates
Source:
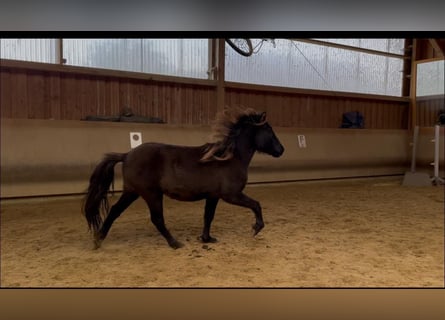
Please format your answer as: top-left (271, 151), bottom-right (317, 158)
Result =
top-left (83, 152), bottom-right (127, 233)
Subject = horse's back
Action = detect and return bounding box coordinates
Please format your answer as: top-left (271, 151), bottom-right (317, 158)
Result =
top-left (122, 142), bottom-right (207, 195)
top-left (126, 142), bottom-right (203, 162)
top-left (121, 142), bottom-right (246, 199)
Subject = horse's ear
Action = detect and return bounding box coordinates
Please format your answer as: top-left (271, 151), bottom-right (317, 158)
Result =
top-left (260, 112), bottom-right (267, 122)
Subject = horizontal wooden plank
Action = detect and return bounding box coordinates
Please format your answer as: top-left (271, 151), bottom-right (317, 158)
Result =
top-left (225, 81), bottom-right (410, 103)
top-left (0, 59), bottom-right (217, 88)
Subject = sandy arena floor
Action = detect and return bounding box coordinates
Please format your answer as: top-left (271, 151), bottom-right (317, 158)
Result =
top-left (1, 177), bottom-right (443, 287)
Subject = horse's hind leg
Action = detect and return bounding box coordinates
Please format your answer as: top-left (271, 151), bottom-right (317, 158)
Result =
top-left (94, 191), bottom-right (139, 249)
top-left (200, 197), bottom-right (219, 243)
top-left (142, 192), bottom-right (183, 249)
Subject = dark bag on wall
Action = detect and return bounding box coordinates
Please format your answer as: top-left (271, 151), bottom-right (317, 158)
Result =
top-left (340, 111), bottom-right (364, 129)
top-left (438, 110), bottom-right (445, 125)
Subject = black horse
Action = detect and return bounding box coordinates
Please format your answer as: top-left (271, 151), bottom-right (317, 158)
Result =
top-left (83, 107), bottom-right (284, 249)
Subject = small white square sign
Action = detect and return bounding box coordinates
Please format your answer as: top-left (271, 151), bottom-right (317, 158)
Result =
top-left (130, 132), bottom-right (142, 149)
top-left (297, 135), bottom-right (307, 148)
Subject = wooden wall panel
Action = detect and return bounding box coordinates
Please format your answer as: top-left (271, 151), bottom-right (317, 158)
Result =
top-left (26, 71), bottom-right (44, 119)
top-left (0, 69), bottom-right (11, 118)
top-left (225, 88), bottom-right (409, 129)
top-left (0, 66), bottom-right (218, 125)
top-left (417, 96), bottom-right (445, 127)
top-left (0, 62), bottom-right (416, 129)
top-left (12, 71), bottom-right (29, 119)
top-left (48, 73), bottom-right (60, 119)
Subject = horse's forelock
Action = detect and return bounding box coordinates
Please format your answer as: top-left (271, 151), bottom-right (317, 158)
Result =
top-left (248, 111), bottom-right (267, 125)
top-left (211, 107), bottom-right (255, 139)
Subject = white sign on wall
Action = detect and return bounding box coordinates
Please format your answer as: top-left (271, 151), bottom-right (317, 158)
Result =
top-left (298, 135), bottom-right (307, 148)
top-left (130, 132), bottom-right (142, 149)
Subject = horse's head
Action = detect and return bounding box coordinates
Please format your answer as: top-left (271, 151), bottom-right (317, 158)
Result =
top-left (201, 107), bottom-right (284, 162)
top-left (251, 112), bottom-right (284, 158)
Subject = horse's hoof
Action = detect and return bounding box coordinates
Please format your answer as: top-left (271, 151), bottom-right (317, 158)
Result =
top-left (169, 240), bottom-right (184, 249)
top-left (252, 222), bottom-right (264, 236)
top-left (199, 235), bottom-right (218, 243)
top-left (93, 239), bottom-right (102, 250)
top-left (93, 232), bottom-right (103, 249)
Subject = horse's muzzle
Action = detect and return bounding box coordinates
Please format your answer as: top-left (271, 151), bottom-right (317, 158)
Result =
top-left (272, 144), bottom-right (285, 157)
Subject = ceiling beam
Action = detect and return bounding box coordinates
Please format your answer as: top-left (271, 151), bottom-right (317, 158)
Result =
top-left (291, 38), bottom-right (407, 59)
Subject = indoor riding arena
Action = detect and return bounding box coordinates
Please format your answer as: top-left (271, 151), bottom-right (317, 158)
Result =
top-left (1, 38), bottom-right (444, 288)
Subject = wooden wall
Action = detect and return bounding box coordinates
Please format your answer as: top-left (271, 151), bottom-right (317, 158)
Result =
top-left (0, 65), bottom-right (218, 125)
top-left (0, 59), bottom-right (413, 129)
top-left (226, 86), bottom-right (408, 129)
top-left (416, 96), bottom-right (445, 127)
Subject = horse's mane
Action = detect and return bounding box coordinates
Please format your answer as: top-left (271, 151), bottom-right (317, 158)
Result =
top-left (200, 106), bottom-right (266, 162)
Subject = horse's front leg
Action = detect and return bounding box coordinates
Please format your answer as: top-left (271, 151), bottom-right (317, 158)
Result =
top-left (221, 193), bottom-right (264, 236)
top-left (200, 197), bottom-right (219, 243)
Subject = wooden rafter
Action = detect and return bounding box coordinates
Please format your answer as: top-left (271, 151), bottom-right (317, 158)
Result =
top-left (428, 39), bottom-right (445, 57)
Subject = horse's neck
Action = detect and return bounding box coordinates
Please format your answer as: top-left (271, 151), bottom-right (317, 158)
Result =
top-left (234, 134), bottom-right (256, 167)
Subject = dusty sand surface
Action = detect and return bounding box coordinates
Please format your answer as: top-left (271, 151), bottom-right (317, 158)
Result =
top-left (1, 177), bottom-right (443, 287)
